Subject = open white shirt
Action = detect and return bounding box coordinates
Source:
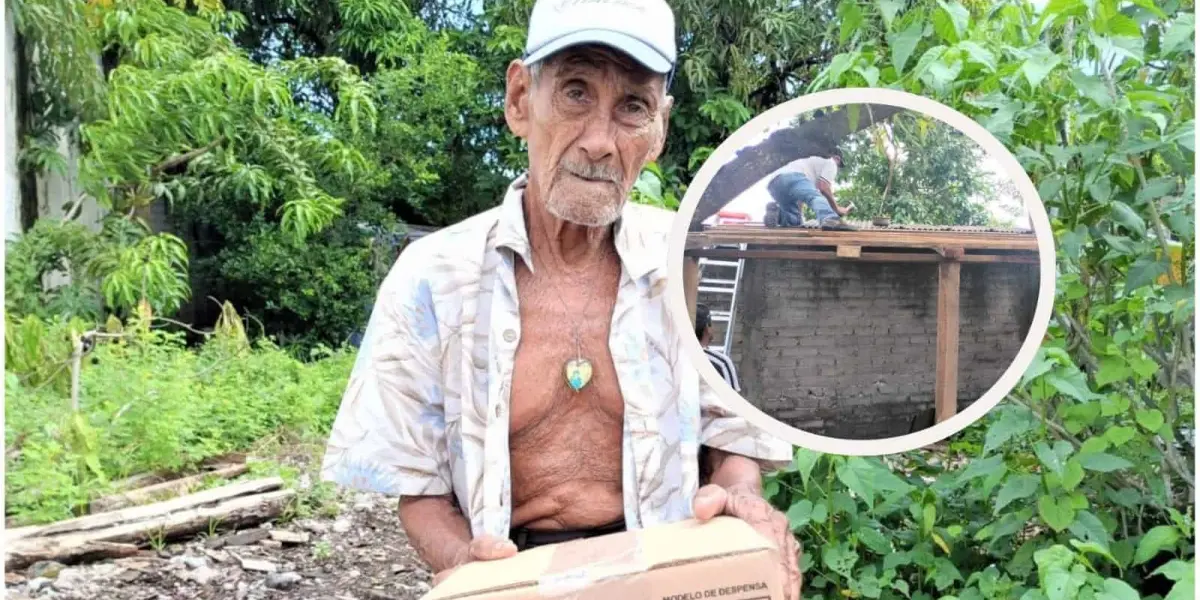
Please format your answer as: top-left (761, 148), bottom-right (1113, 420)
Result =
top-left (320, 173), bottom-right (793, 539)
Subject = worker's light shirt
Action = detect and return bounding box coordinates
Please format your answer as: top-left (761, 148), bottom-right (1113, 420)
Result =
top-left (320, 173), bottom-right (792, 539)
top-left (775, 156), bottom-right (838, 186)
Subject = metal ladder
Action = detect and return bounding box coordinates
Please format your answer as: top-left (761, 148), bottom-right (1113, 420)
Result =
top-left (697, 243), bottom-right (747, 356)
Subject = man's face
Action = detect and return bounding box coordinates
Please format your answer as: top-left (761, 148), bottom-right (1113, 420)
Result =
top-left (504, 45), bottom-right (673, 227)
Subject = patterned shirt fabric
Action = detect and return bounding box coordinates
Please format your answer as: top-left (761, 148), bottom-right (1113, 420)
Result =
top-left (320, 173), bottom-right (793, 540)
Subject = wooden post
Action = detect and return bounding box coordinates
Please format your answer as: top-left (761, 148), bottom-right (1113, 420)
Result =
top-left (935, 249), bottom-right (963, 423)
top-left (683, 257), bottom-right (700, 330)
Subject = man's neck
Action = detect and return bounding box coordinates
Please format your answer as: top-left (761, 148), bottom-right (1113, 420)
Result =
top-left (523, 193), bottom-right (617, 274)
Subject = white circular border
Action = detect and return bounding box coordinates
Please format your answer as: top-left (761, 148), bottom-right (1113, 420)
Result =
top-left (667, 88), bottom-right (1059, 456)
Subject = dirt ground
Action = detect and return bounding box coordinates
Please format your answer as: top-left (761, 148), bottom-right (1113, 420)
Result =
top-left (4, 489), bottom-right (433, 600)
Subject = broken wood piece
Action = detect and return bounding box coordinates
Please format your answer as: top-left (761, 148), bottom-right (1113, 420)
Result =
top-left (206, 527), bottom-right (270, 549)
top-left (4, 489), bottom-right (293, 571)
top-left (234, 554), bottom-right (278, 573)
top-left (836, 245), bottom-right (862, 258)
top-left (90, 464), bottom-right (250, 514)
top-left (4, 541), bottom-right (140, 572)
top-left (8, 477), bottom-right (282, 543)
top-left (268, 530), bottom-right (310, 545)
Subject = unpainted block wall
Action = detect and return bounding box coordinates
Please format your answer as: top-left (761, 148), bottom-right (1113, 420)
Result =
top-left (723, 258), bottom-right (1038, 440)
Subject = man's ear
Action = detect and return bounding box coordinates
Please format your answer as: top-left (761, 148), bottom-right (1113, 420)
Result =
top-left (648, 94), bottom-right (675, 163)
top-left (504, 60), bottom-right (533, 140)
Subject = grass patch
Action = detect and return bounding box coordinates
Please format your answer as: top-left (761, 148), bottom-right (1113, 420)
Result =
top-left (5, 318), bottom-right (355, 526)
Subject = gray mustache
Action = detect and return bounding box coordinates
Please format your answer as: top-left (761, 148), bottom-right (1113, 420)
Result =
top-left (560, 161), bottom-right (621, 184)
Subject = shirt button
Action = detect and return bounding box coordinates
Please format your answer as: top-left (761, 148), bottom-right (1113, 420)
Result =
top-left (503, 329), bottom-right (517, 343)
top-left (495, 403), bottom-right (505, 418)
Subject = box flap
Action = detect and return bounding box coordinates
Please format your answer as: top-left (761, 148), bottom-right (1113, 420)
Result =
top-left (423, 516), bottom-right (775, 600)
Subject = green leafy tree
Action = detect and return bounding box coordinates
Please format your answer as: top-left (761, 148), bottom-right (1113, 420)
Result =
top-left (838, 111), bottom-right (996, 225)
top-left (764, 0), bottom-right (1195, 599)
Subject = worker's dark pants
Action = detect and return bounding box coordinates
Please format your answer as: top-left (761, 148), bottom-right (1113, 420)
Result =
top-left (767, 173), bottom-right (838, 226)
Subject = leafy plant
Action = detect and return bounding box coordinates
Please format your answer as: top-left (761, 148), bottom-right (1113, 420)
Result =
top-left (762, 0), bottom-right (1195, 598)
top-left (4, 312), bottom-right (356, 525)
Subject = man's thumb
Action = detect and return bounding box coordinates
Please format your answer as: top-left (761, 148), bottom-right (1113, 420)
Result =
top-left (470, 535), bottom-right (519, 561)
top-left (692, 484), bottom-right (728, 521)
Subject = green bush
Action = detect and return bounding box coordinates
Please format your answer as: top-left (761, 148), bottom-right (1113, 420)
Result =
top-left (767, 404), bottom-right (1195, 600)
top-left (4, 319), bottom-right (354, 525)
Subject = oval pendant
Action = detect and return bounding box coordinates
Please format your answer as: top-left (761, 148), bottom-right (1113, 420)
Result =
top-left (565, 358), bottom-right (593, 391)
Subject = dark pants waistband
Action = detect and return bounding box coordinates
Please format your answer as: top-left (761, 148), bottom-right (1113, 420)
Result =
top-left (509, 520), bottom-right (626, 551)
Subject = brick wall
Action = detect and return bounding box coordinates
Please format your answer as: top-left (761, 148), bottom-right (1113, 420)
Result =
top-left (713, 258), bottom-right (1038, 440)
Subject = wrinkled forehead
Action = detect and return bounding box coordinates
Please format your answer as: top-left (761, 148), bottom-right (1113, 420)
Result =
top-left (540, 45), bottom-right (663, 90)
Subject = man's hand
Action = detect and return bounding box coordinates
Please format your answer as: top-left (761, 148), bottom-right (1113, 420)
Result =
top-left (431, 535), bottom-right (518, 586)
top-left (693, 483), bottom-right (802, 600)
top-left (837, 205), bottom-right (853, 216)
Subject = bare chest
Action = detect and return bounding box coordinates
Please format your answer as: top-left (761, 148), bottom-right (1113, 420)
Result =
top-left (508, 262), bottom-right (624, 442)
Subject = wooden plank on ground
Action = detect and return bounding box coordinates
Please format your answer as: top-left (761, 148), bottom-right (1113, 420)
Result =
top-left (836, 245), bottom-right (862, 258)
top-left (935, 256), bottom-right (963, 424)
top-left (7, 477), bottom-right (282, 542)
top-left (5, 489), bottom-right (294, 571)
top-left (90, 463), bottom-right (249, 514)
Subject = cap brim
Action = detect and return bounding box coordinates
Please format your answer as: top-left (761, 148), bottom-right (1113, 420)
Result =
top-left (525, 29), bottom-right (673, 74)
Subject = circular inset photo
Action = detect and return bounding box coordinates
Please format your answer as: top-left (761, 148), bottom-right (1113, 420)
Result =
top-left (668, 89), bottom-right (1057, 455)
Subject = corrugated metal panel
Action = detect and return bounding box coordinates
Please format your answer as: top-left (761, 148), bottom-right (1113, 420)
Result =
top-left (710, 221), bottom-right (1034, 236)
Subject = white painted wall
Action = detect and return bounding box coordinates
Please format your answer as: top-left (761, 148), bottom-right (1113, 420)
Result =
top-left (4, 6), bottom-right (22, 240)
top-left (3, 7), bottom-right (105, 242)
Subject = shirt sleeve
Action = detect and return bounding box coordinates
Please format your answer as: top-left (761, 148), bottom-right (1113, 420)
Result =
top-left (320, 243), bottom-right (452, 497)
top-left (698, 375), bottom-right (793, 471)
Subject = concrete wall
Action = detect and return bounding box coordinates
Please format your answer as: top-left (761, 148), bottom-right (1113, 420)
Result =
top-left (718, 258), bottom-right (1038, 440)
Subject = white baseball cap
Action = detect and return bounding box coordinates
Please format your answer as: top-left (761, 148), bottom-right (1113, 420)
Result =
top-left (523, 0), bottom-right (677, 80)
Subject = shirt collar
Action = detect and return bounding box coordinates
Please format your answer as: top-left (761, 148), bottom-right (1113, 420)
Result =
top-left (494, 173), bottom-right (657, 281)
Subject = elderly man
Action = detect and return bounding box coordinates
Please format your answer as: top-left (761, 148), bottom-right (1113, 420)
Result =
top-left (320, 0), bottom-right (801, 597)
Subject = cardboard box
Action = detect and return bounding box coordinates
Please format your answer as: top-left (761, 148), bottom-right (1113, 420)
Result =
top-left (421, 516), bottom-right (784, 600)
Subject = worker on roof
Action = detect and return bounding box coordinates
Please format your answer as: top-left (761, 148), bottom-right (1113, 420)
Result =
top-left (763, 148), bottom-right (854, 230)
